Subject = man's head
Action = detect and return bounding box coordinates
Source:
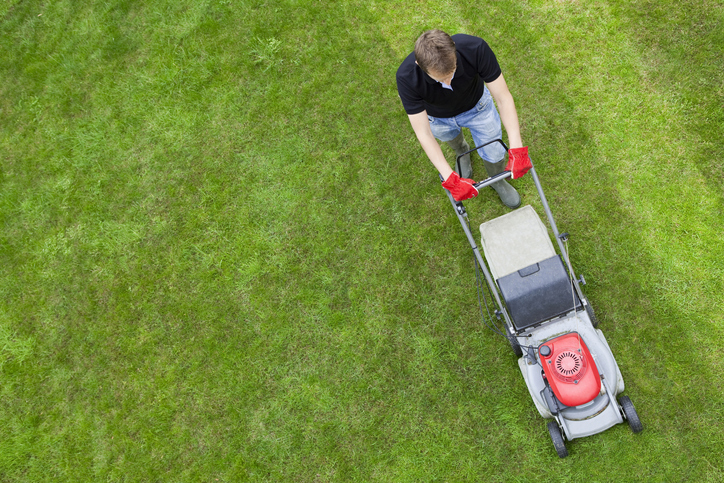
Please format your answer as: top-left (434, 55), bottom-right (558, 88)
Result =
top-left (414, 30), bottom-right (457, 80)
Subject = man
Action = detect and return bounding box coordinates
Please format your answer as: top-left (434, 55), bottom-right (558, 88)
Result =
top-left (396, 30), bottom-right (530, 206)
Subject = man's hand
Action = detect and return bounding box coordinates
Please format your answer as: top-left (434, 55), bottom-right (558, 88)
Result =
top-left (442, 172), bottom-right (478, 201)
top-left (505, 146), bottom-right (532, 179)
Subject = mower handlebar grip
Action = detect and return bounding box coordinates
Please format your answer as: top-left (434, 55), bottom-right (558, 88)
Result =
top-left (473, 171), bottom-right (512, 189)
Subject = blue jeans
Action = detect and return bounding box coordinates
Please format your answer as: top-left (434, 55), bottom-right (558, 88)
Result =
top-left (427, 86), bottom-right (506, 163)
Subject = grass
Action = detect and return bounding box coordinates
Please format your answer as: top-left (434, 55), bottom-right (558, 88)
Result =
top-left (1, 0), bottom-right (723, 480)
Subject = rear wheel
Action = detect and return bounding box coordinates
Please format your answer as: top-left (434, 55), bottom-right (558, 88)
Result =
top-left (547, 421), bottom-right (568, 458)
top-left (506, 333), bottom-right (523, 358)
top-left (618, 396), bottom-right (643, 433)
top-left (585, 301), bottom-right (599, 328)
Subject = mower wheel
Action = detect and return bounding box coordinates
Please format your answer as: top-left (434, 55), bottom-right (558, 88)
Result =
top-left (547, 421), bottom-right (568, 458)
top-left (585, 301), bottom-right (599, 328)
top-left (618, 396), bottom-right (643, 433)
top-left (506, 333), bottom-right (523, 358)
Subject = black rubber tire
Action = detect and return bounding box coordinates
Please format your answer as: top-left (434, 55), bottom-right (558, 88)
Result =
top-left (618, 396), bottom-right (644, 433)
top-left (506, 333), bottom-right (523, 358)
top-left (547, 421), bottom-right (568, 458)
top-left (585, 301), bottom-right (599, 328)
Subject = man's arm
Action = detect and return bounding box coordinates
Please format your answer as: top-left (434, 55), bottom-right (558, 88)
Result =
top-left (486, 74), bottom-right (523, 149)
top-left (407, 111), bottom-right (454, 180)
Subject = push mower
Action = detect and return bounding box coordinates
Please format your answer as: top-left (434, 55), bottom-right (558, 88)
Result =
top-left (442, 140), bottom-right (643, 458)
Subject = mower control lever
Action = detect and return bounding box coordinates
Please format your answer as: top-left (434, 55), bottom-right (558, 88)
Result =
top-left (454, 139), bottom-right (514, 190)
top-left (455, 138), bottom-right (509, 161)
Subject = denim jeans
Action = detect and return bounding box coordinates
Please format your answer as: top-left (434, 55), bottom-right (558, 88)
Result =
top-left (427, 86), bottom-right (506, 163)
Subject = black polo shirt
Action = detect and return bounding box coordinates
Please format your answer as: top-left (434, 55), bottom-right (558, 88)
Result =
top-left (396, 34), bottom-right (502, 118)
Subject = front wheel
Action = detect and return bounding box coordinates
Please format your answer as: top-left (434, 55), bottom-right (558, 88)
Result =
top-left (547, 421), bottom-right (568, 458)
top-left (618, 396), bottom-right (643, 433)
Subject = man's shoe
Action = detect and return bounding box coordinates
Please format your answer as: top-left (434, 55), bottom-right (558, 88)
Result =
top-left (446, 132), bottom-right (472, 179)
top-left (483, 159), bottom-right (521, 209)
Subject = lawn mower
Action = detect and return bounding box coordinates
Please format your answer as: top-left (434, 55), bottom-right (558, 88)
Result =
top-left (442, 140), bottom-right (643, 458)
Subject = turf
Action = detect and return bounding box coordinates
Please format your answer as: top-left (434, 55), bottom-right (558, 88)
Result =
top-left (1, 0), bottom-right (723, 481)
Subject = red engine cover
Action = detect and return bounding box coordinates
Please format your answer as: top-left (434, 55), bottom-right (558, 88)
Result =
top-left (539, 332), bottom-right (601, 407)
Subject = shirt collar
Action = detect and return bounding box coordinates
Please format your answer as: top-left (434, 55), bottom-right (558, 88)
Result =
top-left (440, 70), bottom-right (455, 90)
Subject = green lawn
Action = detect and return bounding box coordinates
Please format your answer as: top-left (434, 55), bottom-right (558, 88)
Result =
top-left (1, 0), bottom-right (723, 481)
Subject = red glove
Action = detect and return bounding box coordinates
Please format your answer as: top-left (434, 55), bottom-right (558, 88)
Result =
top-left (505, 147), bottom-right (533, 179)
top-left (442, 172), bottom-right (478, 201)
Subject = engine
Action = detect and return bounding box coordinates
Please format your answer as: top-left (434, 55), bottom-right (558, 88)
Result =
top-left (539, 332), bottom-right (601, 407)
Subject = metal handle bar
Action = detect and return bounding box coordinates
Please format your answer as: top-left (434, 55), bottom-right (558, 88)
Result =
top-left (474, 171), bottom-right (512, 189)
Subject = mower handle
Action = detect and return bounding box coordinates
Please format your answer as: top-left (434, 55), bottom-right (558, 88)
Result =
top-left (473, 171), bottom-right (512, 189)
top-left (454, 139), bottom-right (513, 189)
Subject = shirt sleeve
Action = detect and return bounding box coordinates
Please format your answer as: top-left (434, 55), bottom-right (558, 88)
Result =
top-left (475, 39), bottom-right (502, 83)
top-left (396, 70), bottom-right (425, 115)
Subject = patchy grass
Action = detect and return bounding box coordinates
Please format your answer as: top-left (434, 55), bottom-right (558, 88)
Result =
top-left (1, 0), bottom-right (723, 480)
